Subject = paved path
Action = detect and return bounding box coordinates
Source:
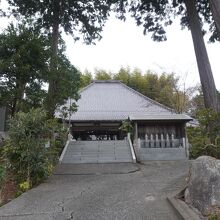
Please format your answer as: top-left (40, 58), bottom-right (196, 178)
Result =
top-left (0, 161), bottom-right (189, 220)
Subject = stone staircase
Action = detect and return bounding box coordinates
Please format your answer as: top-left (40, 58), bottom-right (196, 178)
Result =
top-left (61, 140), bottom-right (133, 164)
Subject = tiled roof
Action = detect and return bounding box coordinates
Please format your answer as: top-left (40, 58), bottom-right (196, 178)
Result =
top-left (129, 114), bottom-right (192, 121)
top-left (56, 80), bottom-right (191, 121)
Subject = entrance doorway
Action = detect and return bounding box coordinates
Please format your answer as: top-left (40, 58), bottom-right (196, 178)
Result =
top-left (71, 122), bottom-right (126, 141)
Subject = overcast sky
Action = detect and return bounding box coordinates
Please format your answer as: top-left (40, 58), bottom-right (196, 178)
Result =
top-left (63, 14), bottom-right (220, 90)
top-left (1, 0), bottom-right (220, 90)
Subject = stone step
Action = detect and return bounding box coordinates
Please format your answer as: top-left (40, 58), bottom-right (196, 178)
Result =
top-left (61, 140), bottom-right (133, 164)
top-left (66, 149), bottom-right (130, 153)
top-left (68, 142), bottom-right (128, 145)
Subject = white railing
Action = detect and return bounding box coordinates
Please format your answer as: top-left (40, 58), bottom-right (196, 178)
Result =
top-left (139, 133), bottom-right (184, 148)
top-left (59, 140), bottom-right (70, 163)
top-left (127, 133), bottom-right (137, 163)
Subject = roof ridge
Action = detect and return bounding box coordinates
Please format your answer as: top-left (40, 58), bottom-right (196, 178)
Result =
top-left (79, 81), bottom-right (96, 93)
top-left (92, 80), bottom-right (121, 83)
top-left (80, 80), bottom-right (121, 94)
top-left (118, 81), bottom-right (174, 113)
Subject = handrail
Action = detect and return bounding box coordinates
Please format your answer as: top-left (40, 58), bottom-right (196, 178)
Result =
top-left (127, 134), bottom-right (136, 163)
top-left (59, 140), bottom-right (70, 163)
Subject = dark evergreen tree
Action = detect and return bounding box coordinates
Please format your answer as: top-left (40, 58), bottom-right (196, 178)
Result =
top-left (209, 0), bottom-right (220, 39)
top-left (7, 0), bottom-right (118, 117)
top-left (115, 0), bottom-right (220, 112)
top-left (0, 22), bottom-right (80, 117)
top-left (0, 23), bottom-right (48, 116)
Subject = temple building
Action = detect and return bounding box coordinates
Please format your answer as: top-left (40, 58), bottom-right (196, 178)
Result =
top-left (57, 80), bottom-right (191, 163)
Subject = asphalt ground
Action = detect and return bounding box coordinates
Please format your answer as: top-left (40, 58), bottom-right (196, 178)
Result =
top-left (0, 161), bottom-right (189, 220)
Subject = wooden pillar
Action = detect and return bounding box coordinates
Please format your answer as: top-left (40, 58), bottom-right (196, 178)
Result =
top-left (134, 122), bottom-right (138, 142)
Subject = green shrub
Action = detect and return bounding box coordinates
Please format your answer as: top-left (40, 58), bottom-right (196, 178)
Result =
top-left (45, 118), bottom-right (68, 163)
top-left (209, 213), bottom-right (218, 220)
top-left (0, 140), bottom-right (6, 190)
top-left (4, 108), bottom-right (67, 188)
top-left (187, 109), bottom-right (220, 159)
top-left (0, 165), bottom-right (5, 188)
top-left (119, 120), bottom-right (133, 134)
top-left (0, 161), bottom-right (6, 204)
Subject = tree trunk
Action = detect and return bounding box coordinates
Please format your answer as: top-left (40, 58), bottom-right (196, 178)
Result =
top-left (45, 0), bottom-right (60, 118)
top-left (209, 0), bottom-right (220, 37)
top-left (11, 80), bottom-right (26, 116)
top-left (184, 0), bottom-right (219, 112)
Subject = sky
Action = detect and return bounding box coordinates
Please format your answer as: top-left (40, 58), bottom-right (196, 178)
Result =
top-left (63, 14), bottom-right (220, 90)
top-left (1, 0), bottom-right (220, 90)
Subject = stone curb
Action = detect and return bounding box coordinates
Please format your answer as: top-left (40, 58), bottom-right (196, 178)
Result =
top-left (53, 163), bottom-right (140, 175)
top-left (167, 197), bottom-right (201, 220)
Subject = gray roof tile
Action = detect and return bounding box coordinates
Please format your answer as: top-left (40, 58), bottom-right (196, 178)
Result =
top-left (56, 81), bottom-right (191, 121)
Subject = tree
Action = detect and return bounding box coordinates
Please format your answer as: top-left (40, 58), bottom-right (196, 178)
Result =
top-left (188, 88), bottom-right (205, 116)
top-left (21, 82), bottom-right (47, 111)
top-left (121, 0), bottom-right (173, 42)
top-left (0, 22), bottom-right (80, 117)
top-left (187, 108), bottom-right (220, 159)
top-left (184, 0), bottom-right (219, 112)
top-left (171, 76), bottom-right (198, 114)
top-left (113, 67), bottom-right (131, 85)
top-left (7, 0), bottom-right (117, 117)
top-left (123, 0), bottom-right (220, 112)
top-left (189, 88), bottom-right (220, 117)
top-left (80, 70), bottom-right (93, 88)
top-left (209, 0), bottom-right (220, 33)
top-left (52, 52), bottom-right (80, 110)
top-left (157, 73), bottom-right (175, 108)
top-left (4, 108), bottom-right (68, 188)
top-left (143, 72), bottom-right (160, 100)
top-left (129, 68), bottom-right (146, 93)
top-left (209, 0), bottom-right (220, 39)
top-left (81, 67), bottom-right (192, 112)
top-left (0, 23), bottom-right (48, 116)
top-left (194, 0), bottom-right (220, 42)
top-left (94, 69), bottom-right (112, 80)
